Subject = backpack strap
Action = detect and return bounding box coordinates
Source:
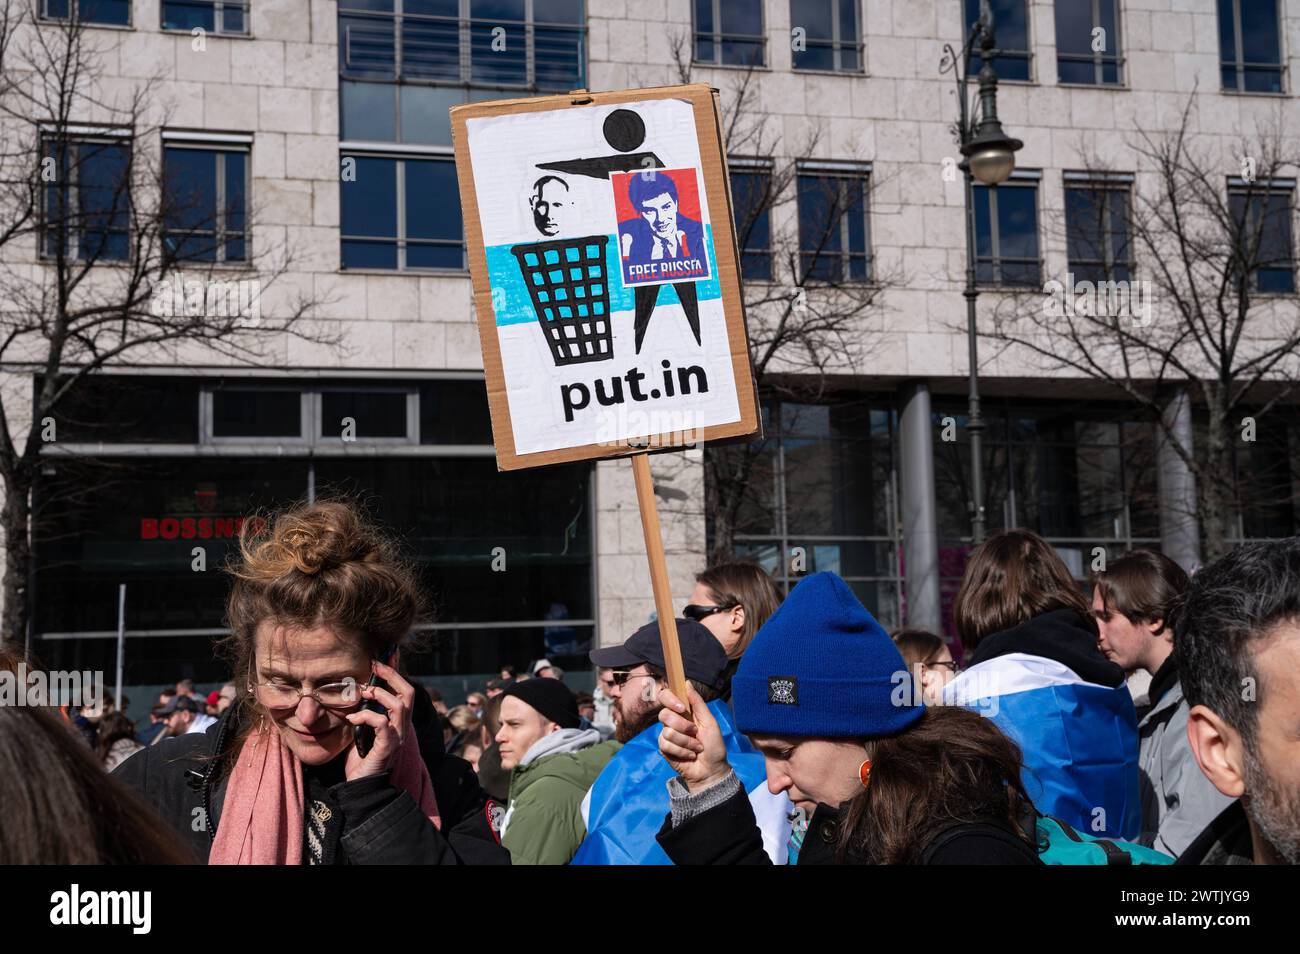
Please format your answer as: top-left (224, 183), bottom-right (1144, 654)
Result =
top-left (1093, 839), bottom-right (1133, 865)
top-left (1045, 815), bottom-right (1133, 865)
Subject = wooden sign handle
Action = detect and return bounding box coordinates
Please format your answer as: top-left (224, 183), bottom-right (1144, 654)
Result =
top-left (630, 452), bottom-right (692, 714)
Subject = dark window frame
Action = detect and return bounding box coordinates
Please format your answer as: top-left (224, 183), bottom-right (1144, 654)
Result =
top-left (1063, 174), bottom-right (1135, 283)
top-left (315, 387), bottom-right (421, 444)
top-left (39, 0), bottom-right (132, 27)
top-left (40, 134), bottom-right (133, 265)
top-left (201, 385), bottom-right (423, 445)
top-left (693, 0), bottom-right (768, 68)
top-left (339, 150), bottom-right (466, 272)
top-left (730, 158), bottom-right (775, 281)
top-left (796, 163), bottom-right (873, 285)
top-left (1054, 0), bottom-right (1124, 87)
top-left (1218, 0), bottom-right (1286, 93)
top-left (1228, 178), bottom-right (1297, 295)
top-left (162, 140), bottom-right (251, 265)
top-left (338, 0), bottom-right (587, 93)
top-left (964, 0), bottom-right (1033, 83)
top-left (789, 0), bottom-right (863, 74)
top-left (160, 0), bottom-right (251, 36)
top-left (972, 174), bottom-right (1042, 288)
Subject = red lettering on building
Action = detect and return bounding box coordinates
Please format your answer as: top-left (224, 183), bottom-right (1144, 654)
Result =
top-left (137, 514), bottom-right (260, 540)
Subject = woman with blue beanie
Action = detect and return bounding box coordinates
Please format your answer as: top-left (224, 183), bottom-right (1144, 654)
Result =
top-left (652, 572), bottom-right (1041, 864)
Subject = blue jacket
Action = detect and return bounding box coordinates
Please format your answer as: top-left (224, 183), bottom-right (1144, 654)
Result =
top-left (943, 608), bottom-right (1142, 841)
top-left (571, 699), bottom-right (791, 864)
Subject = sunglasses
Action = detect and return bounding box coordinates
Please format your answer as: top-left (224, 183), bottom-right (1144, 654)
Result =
top-left (609, 670), bottom-right (659, 688)
top-left (683, 603), bottom-right (737, 622)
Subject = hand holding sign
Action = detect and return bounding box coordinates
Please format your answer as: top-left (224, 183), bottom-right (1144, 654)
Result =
top-left (657, 683), bottom-right (731, 792)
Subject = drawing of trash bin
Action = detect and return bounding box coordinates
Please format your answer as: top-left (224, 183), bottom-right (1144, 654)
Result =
top-left (510, 236), bottom-right (613, 367)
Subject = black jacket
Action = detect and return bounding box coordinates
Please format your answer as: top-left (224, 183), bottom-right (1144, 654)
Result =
top-left (113, 700), bottom-right (510, 865)
top-left (967, 607), bottom-right (1125, 687)
top-left (655, 786), bottom-right (1041, 865)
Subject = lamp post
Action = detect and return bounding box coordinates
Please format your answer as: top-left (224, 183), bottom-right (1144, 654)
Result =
top-left (941, 2), bottom-right (1022, 545)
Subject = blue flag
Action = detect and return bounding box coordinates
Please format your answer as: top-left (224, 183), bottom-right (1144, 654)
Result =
top-left (572, 699), bottom-right (791, 864)
top-left (944, 652), bottom-right (1141, 841)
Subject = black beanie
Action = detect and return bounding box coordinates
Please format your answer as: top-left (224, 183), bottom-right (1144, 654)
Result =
top-left (500, 678), bottom-right (581, 729)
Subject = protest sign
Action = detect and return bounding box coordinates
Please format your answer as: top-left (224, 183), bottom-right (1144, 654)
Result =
top-left (453, 84), bottom-right (762, 705)
top-left (451, 84), bottom-right (759, 471)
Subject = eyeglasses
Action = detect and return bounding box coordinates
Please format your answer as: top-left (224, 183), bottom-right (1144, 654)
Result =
top-left (923, 660), bottom-right (960, 673)
top-left (683, 603), bottom-right (736, 622)
top-left (249, 678), bottom-right (363, 712)
top-left (610, 670), bottom-right (659, 688)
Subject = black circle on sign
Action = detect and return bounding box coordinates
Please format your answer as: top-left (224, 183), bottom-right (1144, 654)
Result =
top-left (603, 109), bottom-right (646, 152)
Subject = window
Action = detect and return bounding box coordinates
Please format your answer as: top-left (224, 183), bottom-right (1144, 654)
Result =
top-left (319, 389), bottom-right (416, 441)
top-left (694, 0), bottom-right (765, 67)
top-left (43, 137), bottom-right (132, 263)
top-left (973, 174), bottom-right (1040, 286)
top-left (162, 143), bottom-right (249, 263)
top-left (338, 0), bottom-right (584, 143)
top-left (340, 153), bottom-right (464, 270)
top-left (730, 162), bottom-right (773, 281)
top-left (1218, 0), bottom-right (1284, 93)
top-left (162, 0), bottom-right (249, 34)
top-left (208, 388), bottom-right (306, 440)
top-left (789, 0), bottom-right (860, 72)
top-left (714, 399), bottom-right (903, 627)
top-left (1064, 176), bottom-right (1133, 283)
top-left (338, 0), bottom-right (584, 89)
top-left (934, 402), bottom-right (1161, 639)
top-left (202, 385), bottom-right (424, 443)
top-left (48, 376), bottom-right (202, 444)
top-left (32, 376), bottom-right (596, 687)
top-left (41, 0), bottom-right (130, 26)
top-left (1229, 181), bottom-right (1296, 294)
top-left (1055, 0), bottom-right (1122, 85)
top-left (797, 165), bottom-right (871, 283)
top-left (964, 0), bottom-right (1031, 81)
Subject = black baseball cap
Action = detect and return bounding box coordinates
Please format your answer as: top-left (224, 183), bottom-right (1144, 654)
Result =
top-left (589, 619), bottom-right (728, 692)
top-left (156, 695), bottom-right (199, 715)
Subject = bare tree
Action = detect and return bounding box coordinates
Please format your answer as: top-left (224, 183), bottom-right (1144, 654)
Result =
top-left (661, 34), bottom-right (902, 562)
top-left (980, 95), bottom-right (1300, 560)
top-left (0, 3), bottom-right (331, 647)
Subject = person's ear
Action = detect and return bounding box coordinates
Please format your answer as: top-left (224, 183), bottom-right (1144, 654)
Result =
top-left (731, 604), bottom-right (746, 634)
top-left (1186, 704), bottom-right (1247, 799)
top-left (545, 719), bottom-right (561, 735)
top-left (1147, 617), bottom-right (1167, 637)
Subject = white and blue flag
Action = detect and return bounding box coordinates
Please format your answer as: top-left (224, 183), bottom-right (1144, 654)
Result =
top-left (571, 699), bottom-right (791, 864)
top-left (944, 651), bottom-right (1141, 841)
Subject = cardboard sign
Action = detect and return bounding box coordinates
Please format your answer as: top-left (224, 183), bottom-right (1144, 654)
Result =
top-left (451, 84), bottom-right (760, 471)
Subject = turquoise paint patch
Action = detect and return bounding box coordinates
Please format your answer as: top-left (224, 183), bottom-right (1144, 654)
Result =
top-left (488, 225), bottom-right (722, 327)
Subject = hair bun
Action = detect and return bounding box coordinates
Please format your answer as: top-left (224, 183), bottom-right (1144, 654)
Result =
top-left (240, 502), bottom-right (381, 579)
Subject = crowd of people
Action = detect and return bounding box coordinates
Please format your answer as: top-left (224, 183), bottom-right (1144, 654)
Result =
top-left (1, 498), bottom-right (1296, 867)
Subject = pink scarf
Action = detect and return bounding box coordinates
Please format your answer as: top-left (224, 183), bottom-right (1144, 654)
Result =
top-left (209, 723), bottom-right (441, 865)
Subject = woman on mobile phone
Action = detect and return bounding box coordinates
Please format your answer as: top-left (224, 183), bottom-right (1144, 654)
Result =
top-left (115, 501), bottom-right (509, 865)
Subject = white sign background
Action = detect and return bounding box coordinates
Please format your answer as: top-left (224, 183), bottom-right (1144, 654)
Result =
top-left (465, 98), bottom-right (742, 458)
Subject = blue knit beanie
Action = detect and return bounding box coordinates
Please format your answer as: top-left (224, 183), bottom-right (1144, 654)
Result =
top-left (732, 571), bottom-right (925, 738)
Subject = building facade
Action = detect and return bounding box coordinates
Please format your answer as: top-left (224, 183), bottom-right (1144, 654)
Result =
top-left (4, 0), bottom-right (1299, 704)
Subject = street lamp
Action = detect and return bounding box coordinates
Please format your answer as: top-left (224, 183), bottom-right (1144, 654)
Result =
top-left (941, 2), bottom-right (1022, 545)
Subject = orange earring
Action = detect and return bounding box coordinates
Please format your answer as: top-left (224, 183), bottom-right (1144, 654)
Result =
top-left (858, 758), bottom-right (872, 788)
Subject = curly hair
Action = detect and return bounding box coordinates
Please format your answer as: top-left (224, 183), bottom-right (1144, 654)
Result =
top-left (219, 500), bottom-right (425, 724)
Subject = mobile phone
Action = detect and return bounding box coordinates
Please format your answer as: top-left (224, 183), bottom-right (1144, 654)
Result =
top-left (354, 644), bottom-right (397, 758)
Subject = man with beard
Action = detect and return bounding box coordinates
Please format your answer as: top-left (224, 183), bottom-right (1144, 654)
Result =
top-left (1176, 539), bottom-right (1300, 865)
top-left (570, 620), bottom-right (791, 864)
